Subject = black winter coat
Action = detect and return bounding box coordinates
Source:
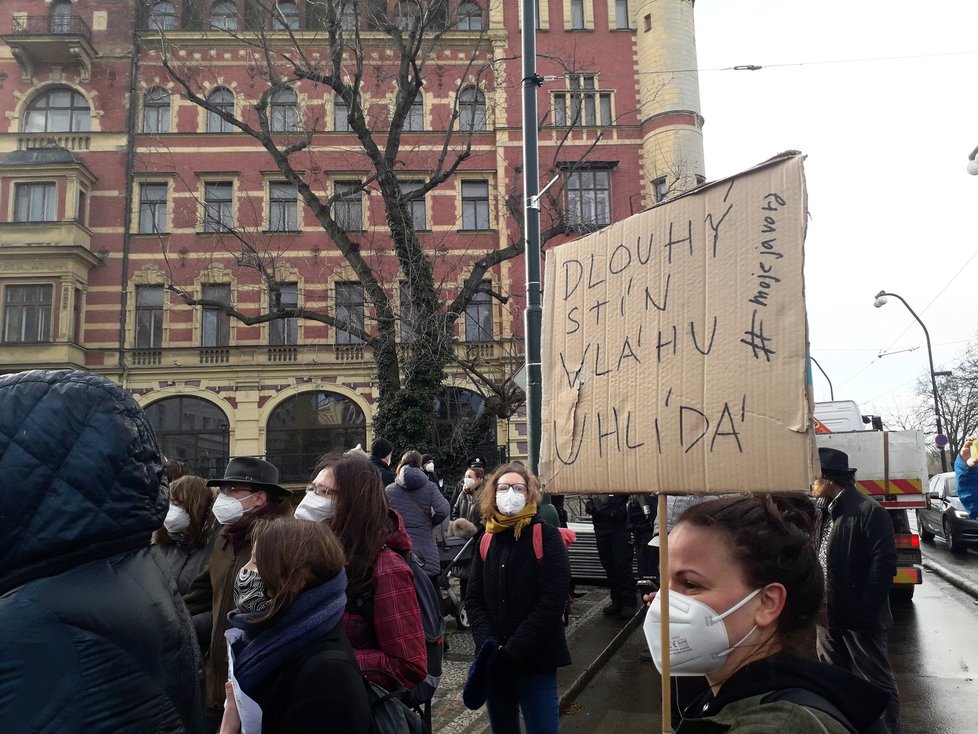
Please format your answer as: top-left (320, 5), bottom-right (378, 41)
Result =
top-left (818, 487), bottom-right (897, 631)
top-left (466, 516), bottom-right (572, 673)
top-left (0, 369), bottom-right (204, 733)
top-left (249, 624), bottom-right (371, 734)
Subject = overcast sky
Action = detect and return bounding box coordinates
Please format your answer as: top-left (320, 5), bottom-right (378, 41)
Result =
top-left (693, 1), bottom-right (978, 431)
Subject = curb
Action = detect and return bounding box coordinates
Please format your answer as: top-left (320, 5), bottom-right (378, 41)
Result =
top-left (559, 606), bottom-right (646, 712)
top-left (922, 556), bottom-right (978, 599)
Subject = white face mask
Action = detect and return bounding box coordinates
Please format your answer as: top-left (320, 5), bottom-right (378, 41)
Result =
top-left (164, 503), bottom-right (191, 534)
top-left (643, 588), bottom-right (761, 676)
top-left (495, 488), bottom-right (527, 516)
top-left (424, 462), bottom-right (435, 473)
top-left (212, 492), bottom-right (257, 525)
top-left (463, 477), bottom-right (476, 491)
top-left (294, 491), bottom-right (336, 522)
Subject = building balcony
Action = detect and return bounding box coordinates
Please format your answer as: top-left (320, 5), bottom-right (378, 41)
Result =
top-left (3, 15), bottom-right (97, 81)
top-left (0, 220), bottom-right (93, 252)
top-left (16, 133), bottom-right (92, 152)
top-left (0, 341), bottom-right (87, 371)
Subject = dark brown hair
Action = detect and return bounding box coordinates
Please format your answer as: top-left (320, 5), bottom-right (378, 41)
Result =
top-left (311, 452), bottom-right (393, 599)
top-left (478, 462), bottom-right (543, 521)
top-left (165, 460), bottom-right (191, 483)
top-left (250, 517), bottom-right (346, 623)
top-left (152, 474), bottom-right (215, 548)
top-left (395, 450), bottom-right (423, 475)
top-left (677, 494), bottom-right (823, 649)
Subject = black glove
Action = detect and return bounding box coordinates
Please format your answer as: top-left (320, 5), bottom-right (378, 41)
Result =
top-left (490, 646), bottom-right (516, 678)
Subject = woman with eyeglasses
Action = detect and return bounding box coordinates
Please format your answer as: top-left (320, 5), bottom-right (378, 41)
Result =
top-left (465, 462), bottom-right (571, 734)
top-left (293, 453), bottom-right (427, 691)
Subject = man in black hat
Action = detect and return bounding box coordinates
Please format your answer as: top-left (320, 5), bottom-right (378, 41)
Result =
top-left (814, 447), bottom-right (900, 733)
top-left (370, 437), bottom-right (396, 486)
top-left (183, 457), bottom-right (292, 728)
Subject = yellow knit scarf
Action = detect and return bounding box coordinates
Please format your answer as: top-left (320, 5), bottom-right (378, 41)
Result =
top-left (484, 503), bottom-right (538, 540)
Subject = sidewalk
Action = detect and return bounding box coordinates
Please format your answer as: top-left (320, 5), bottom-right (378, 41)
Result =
top-left (430, 585), bottom-right (637, 733)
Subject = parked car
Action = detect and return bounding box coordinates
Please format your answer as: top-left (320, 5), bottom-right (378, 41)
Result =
top-left (917, 472), bottom-right (978, 553)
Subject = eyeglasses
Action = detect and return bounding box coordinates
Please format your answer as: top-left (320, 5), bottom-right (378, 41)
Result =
top-left (307, 484), bottom-right (338, 499)
top-left (218, 486), bottom-right (257, 497)
top-left (496, 483), bottom-right (527, 495)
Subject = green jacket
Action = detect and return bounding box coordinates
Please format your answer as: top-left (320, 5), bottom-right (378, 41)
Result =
top-left (677, 693), bottom-right (851, 734)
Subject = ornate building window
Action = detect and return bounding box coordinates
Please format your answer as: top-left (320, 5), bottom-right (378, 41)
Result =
top-left (333, 180), bottom-right (363, 230)
top-left (203, 181), bottom-right (233, 232)
top-left (23, 88), bottom-right (91, 133)
top-left (273, 2), bottom-right (300, 29)
top-left (266, 391), bottom-right (367, 482)
top-left (461, 180), bottom-right (490, 230)
top-left (565, 169), bottom-right (611, 228)
top-left (14, 182), bottom-right (56, 222)
top-left (145, 396), bottom-right (230, 478)
top-left (269, 282), bottom-right (298, 345)
top-left (138, 182), bottom-right (169, 233)
top-left (142, 88), bottom-right (171, 133)
top-left (334, 282), bottom-right (364, 344)
top-left (457, 2), bottom-right (483, 30)
top-left (3, 284), bottom-right (53, 343)
top-left (270, 88), bottom-right (299, 132)
top-left (464, 280), bottom-right (493, 342)
top-left (211, 1), bottom-right (239, 30)
top-left (268, 181), bottom-right (297, 231)
top-left (201, 283), bottom-right (231, 346)
top-left (206, 88), bottom-right (235, 132)
top-left (458, 87), bottom-right (486, 131)
top-left (149, 1), bottom-right (178, 30)
top-left (135, 285), bottom-right (164, 348)
top-left (50, 0), bottom-right (72, 33)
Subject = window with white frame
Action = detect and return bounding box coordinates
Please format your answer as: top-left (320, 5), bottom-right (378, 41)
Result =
top-left (404, 94), bottom-right (424, 131)
top-left (458, 87), bottom-right (486, 131)
top-left (135, 284), bottom-right (164, 348)
top-left (269, 181), bottom-right (298, 231)
top-left (203, 181), bottom-right (233, 232)
top-left (201, 283), bottom-right (231, 346)
top-left (461, 180), bottom-right (490, 230)
top-left (138, 182), bottom-right (169, 234)
top-left (269, 282), bottom-right (298, 345)
top-left (457, 2), bottom-right (483, 30)
top-left (400, 180), bottom-right (426, 230)
top-left (142, 88), bottom-right (171, 133)
top-left (3, 284), bottom-right (53, 343)
top-left (399, 280), bottom-right (416, 343)
top-left (14, 182), bottom-right (56, 222)
top-left (23, 87), bottom-right (91, 133)
top-left (270, 88), bottom-right (300, 132)
top-left (553, 74), bottom-right (612, 127)
top-left (206, 88), bottom-right (235, 133)
top-left (335, 282), bottom-right (364, 344)
top-left (565, 169), bottom-right (611, 228)
top-left (273, 2), bottom-right (300, 29)
top-left (464, 281), bottom-right (493, 342)
top-left (333, 181), bottom-right (363, 231)
top-left (334, 97), bottom-right (350, 131)
top-left (211, 1), bottom-right (239, 30)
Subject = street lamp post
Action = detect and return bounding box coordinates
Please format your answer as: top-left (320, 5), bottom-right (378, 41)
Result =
top-left (873, 290), bottom-right (948, 471)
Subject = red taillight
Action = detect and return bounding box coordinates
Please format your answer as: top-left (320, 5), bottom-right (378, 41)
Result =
top-left (894, 534), bottom-right (920, 549)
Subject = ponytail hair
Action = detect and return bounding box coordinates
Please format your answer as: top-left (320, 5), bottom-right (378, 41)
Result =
top-left (678, 494), bottom-right (823, 649)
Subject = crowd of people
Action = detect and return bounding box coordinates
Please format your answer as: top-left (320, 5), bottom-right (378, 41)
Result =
top-left (0, 368), bottom-right (912, 734)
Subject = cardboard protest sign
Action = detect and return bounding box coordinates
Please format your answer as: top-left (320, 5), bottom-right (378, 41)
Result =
top-left (540, 153), bottom-right (816, 494)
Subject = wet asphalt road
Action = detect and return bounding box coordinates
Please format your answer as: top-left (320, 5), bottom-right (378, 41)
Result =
top-left (559, 551), bottom-right (978, 733)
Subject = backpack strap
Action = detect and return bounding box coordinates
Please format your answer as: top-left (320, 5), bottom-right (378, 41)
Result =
top-left (762, 688), bottom-right (858, 734)
top-left (479, 524), bottom-right (545, 563)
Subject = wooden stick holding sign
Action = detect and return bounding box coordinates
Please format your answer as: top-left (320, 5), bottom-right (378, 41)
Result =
top-left (657, 492), bottom-right (671, 734)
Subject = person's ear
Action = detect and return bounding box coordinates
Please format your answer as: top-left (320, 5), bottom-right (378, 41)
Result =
top-left (253, 490), bottom-right (269, 509)
top-left (754, 583), bottom-right (787, 628)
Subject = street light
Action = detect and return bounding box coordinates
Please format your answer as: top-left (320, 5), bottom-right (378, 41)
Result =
top-left (873, 290), bottom-right (948, 471)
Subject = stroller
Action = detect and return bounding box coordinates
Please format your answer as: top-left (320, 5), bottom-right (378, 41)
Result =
top-left (437, 534), bottom-right (476, 629)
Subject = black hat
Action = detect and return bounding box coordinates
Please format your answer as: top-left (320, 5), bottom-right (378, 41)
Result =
top-left (422, 453), bottom-right (435, 463)
top-left (371, 437), bottom-right (394, 460)
top-left (468, 455), bottom-right (486, 470)
top-left (206, 457), bottom-right (290, 496)
top-left (818, 448), bottom-right (857, 477)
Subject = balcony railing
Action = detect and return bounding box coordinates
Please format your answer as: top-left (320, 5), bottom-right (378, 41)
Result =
top-left (18, 134), bottom-right (92, 152)
top-left (10, 15), bottom-right (92, 39)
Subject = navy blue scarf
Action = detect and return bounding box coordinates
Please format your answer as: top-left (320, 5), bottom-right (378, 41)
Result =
top-left (226, 569), bottom-right (348, 695)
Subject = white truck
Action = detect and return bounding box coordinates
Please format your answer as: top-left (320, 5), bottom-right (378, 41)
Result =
top-left (814, 401), bottom-right (926, 602)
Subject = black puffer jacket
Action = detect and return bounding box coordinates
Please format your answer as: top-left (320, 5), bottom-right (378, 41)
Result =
top-left (0, 370), bottom-right (204, 733)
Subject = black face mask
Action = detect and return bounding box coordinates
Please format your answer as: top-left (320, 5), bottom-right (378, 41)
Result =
top-left (235, 567), bottom-right (271, 614)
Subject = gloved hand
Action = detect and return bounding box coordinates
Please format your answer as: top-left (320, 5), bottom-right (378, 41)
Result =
top-left (490, 646), bottom-right (516, 678)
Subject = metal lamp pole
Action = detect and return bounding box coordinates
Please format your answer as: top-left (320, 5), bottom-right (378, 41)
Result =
top-left (873, 290), bottom-right (948, 472)
top-left (521, 0), bottom-right (543, 474)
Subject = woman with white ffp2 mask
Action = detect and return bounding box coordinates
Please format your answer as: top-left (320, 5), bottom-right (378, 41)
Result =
top-left (641, 495), bottom-right (891, 733)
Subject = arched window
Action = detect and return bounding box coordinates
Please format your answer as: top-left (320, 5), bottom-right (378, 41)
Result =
top-left (273, 1), bottom-right (300, 30)
top-left (457, 2), bottom-right (483, 30)
top-left (266, 391), bottom-right (367, 482)
top-left (211, 1), bottom-right (239, 30)
top-left (23, 87), bottom-right (91, 133)
top-left (394, 0), bottom-right (422, 32)
top-left (270, 88), bottom-right (299, 132)
top-left (458, 87), bottom-right (486, 131)
top-left (51, 0), bottom-right (72, 33)
top-left (206, 87), bottom-right (235, 133)
top-left (142, 87), bottom-right (171, 133)
top-left (431, 387), bottom-right (498, 467)
top-left (144, 396), bottom-right (230, 479)
top-left (148, 1), bottom-right (177, 30)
